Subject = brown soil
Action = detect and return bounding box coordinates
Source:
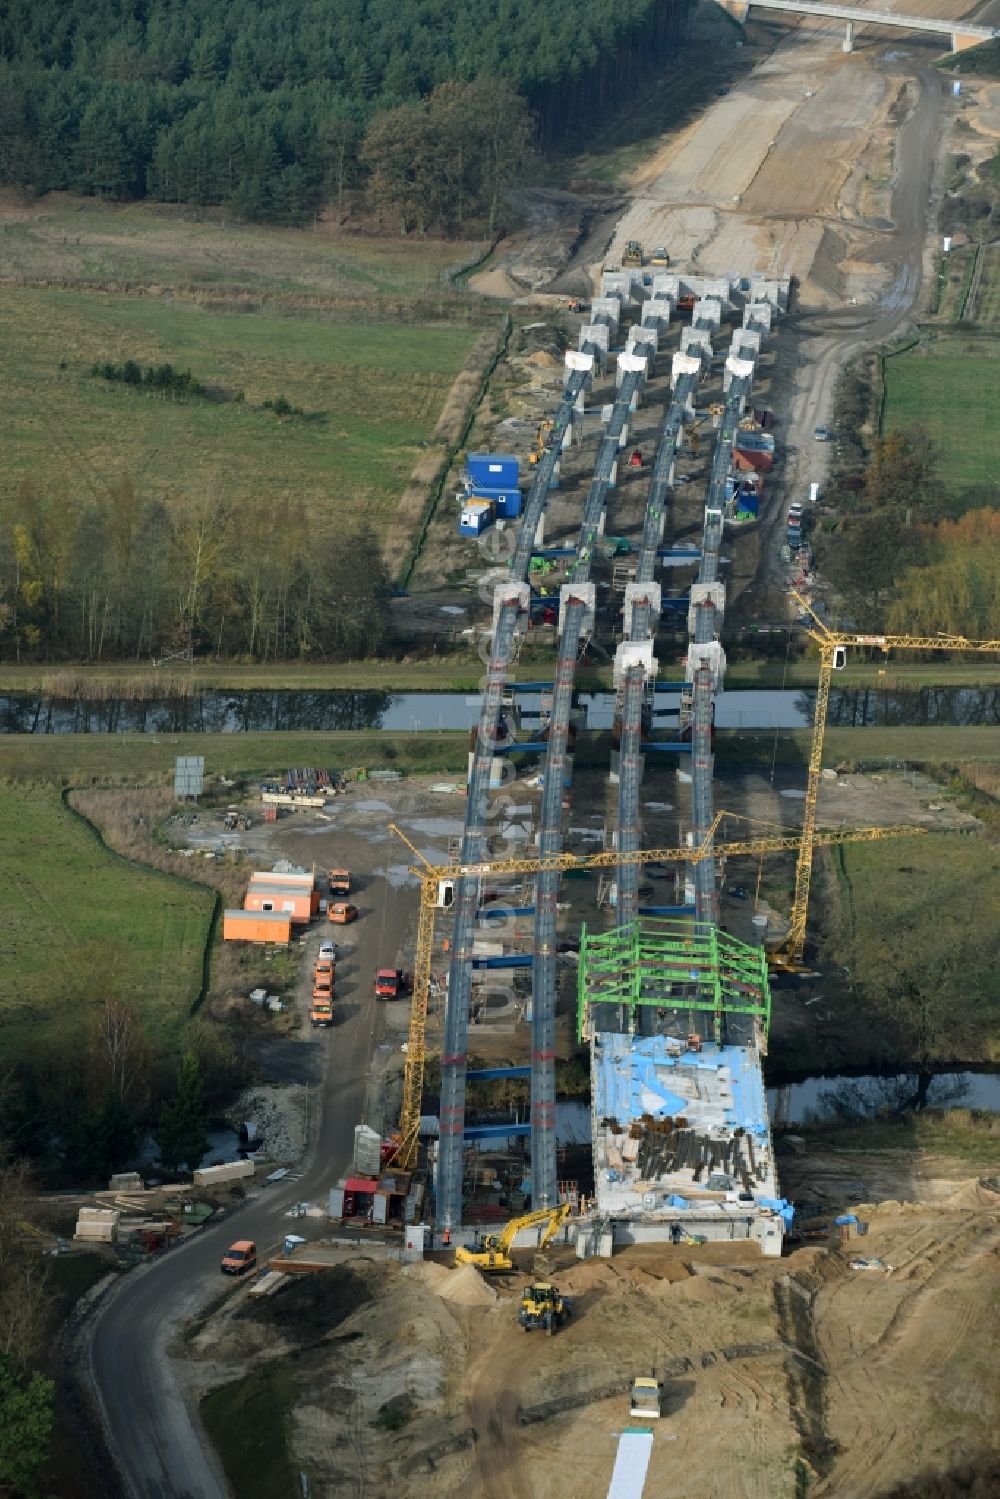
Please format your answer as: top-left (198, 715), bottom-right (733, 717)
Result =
top-left (183, 1167), bottom-right (1000, 1498)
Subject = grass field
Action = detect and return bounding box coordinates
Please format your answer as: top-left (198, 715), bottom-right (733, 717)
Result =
top-left (970, 241), bottom-right (1000, 327)
top-left (2, 282), bottom-right (483, 526)
top-left (0, 730), bottom-right (471, 781)
top-left (201, 1364), bottom-right (299, 1499)
top-left (0, 786), bottom-right (214, 1053)
top-left (791, 1109), bottom-right (1000, 1162)
top-left (829, 831), bottom-right (1000, 1064)
top-left (882, 334), bottom-right (1000, 492)
top-left (2, 657), bottom-right (999, 695)
top-left (0, 196), bottom-right (481, 301)
top-left (0, 725), bottom-right (997, 783)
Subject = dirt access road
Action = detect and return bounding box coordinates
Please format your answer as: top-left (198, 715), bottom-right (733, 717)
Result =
top-left (605, 24), bottom-right (954, 557)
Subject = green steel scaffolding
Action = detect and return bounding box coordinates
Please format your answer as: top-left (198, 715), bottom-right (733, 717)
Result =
top-left (577, 918), bottom-right (771, 1043)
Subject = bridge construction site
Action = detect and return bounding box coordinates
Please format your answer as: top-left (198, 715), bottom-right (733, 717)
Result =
top-left (373, 254), bottom-right (999, 1265)
top-left (390, 267), bottom-right (801, 1257)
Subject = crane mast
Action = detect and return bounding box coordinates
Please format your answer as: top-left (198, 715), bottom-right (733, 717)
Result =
top-left (777, 594), bottom-right (1000, 965)
top-left (387, 819), bottom-right (927, 1167)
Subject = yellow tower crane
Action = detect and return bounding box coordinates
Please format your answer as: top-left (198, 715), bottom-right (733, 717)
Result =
top-left (385, 815), bottom-right (926, 1169)
top-left (775, 592), bottom-right (1000, 968)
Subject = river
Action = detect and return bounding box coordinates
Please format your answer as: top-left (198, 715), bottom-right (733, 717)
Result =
top-left (1, 685), bottom-right (997, 734)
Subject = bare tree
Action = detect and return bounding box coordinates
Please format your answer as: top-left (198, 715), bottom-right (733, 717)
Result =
top-left (89, 997), bottom-right (150, 1113)
top-left (0, 1154), bottom-right (49, 1365)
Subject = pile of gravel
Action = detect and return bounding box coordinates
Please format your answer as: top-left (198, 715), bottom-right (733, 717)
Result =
top-left (227, 1084), bottom-right (308, 1165)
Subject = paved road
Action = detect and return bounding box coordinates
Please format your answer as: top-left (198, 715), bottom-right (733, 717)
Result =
top-left (88, 871), bottom-right (415, 1499)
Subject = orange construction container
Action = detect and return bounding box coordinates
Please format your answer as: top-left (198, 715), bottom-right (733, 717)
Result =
top-left (248, 871), bottom-right (319, 920)
top-left (223, 909), bottom-right (292, 945)
top-left (244, 883), bottom-right (316, 925)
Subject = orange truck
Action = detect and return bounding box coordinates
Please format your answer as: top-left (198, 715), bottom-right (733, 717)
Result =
top-left (221, 1240), bottom-right (257, 1276)
top-left (328, 867), bottom-right (351, 896)
top-left (310, 995), bottom-right (334, 1027)
top-left (311, 965), bottom-right (334, 1027)
top-left (375, 967), bottom-right (408, 1000)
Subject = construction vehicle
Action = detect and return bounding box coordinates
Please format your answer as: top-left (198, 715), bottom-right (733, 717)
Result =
top-left (528, 419), bottom-right (554, 466)
top-left (223, 811), bottom-right (251, 832)
top-left (650, 246), bottom-right (670, 267)
top-left (630, 1377), bottom-right (663, 1418)
top-left (221, 1240), bottom-right (257, 1276)
top-left (566, 298), bottom-right (589, 313)
top-left (518, 1282), bottom-right (573, 1334)
top-left (328, 902), bottom-right (358, 925)
top-left (628, 448), bottom-right (644, 468)
top-left (374, 966), bottom-right (408, 999)
top-left (328, 867), bottom-right (350, 896)
top-left (622, 239), bottom-right (643, 267)
top-left (455, 1203), bottom-right (572, 1273)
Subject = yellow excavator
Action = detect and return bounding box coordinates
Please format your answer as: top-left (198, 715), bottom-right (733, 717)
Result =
top-left (528, 419), bottom-right (554, 466)
top-left (454, 1203), bottom-right (572, 1273)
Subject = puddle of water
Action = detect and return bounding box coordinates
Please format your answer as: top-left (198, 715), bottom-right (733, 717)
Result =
top-left (440, 605), bottom-right (466, 615)
top-left (406, 818), bottom-right (467, 837)
top-left (384, 863), bottom-right (420, 888)
top-left (779, 789), bottom-right (807, 799)
top-left (349, 799), bottom-right (393, 813)
top-left (645, 802), bottom-right (675, 812)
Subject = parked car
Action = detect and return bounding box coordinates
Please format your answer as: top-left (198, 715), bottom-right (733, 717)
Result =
top-left (328, 902), bottom-right (358, 925)
top-left (813, 425), bottom-right (832, 442)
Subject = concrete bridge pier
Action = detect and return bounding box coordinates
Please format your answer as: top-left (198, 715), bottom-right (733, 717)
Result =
top-left (843, 19), bottom-right (854, 51)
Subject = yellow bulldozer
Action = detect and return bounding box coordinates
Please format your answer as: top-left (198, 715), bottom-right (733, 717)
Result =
top-left (454, 1203), bottom-right (571, 1273)
top-left (622, 239), bottom-right (643, 267)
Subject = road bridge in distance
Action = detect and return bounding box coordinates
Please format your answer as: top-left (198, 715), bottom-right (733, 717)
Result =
top-left (717, 0), bottom-right (996, 53)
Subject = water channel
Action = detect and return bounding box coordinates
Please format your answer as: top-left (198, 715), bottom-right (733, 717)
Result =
top-left (477, 1071), bottom-right (1000, 1150)
top-left (767, 1069), bottom-right (1000, 1124)
top-left (1, 685), bottom-right (997, 735)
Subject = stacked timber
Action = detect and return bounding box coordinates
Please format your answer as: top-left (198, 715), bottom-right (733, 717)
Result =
top-left (75, 1207), bottom-right (119, 1243)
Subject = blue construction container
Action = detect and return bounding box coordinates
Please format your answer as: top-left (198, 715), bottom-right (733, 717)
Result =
top-left (470, 484), bottom-right (522, 519)
top-left (458, 498), bottom-right (495, 537)
top-left (736, 492), bottom-right (759, 517)
top-left (466, 452), bottom-right (520, 488)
